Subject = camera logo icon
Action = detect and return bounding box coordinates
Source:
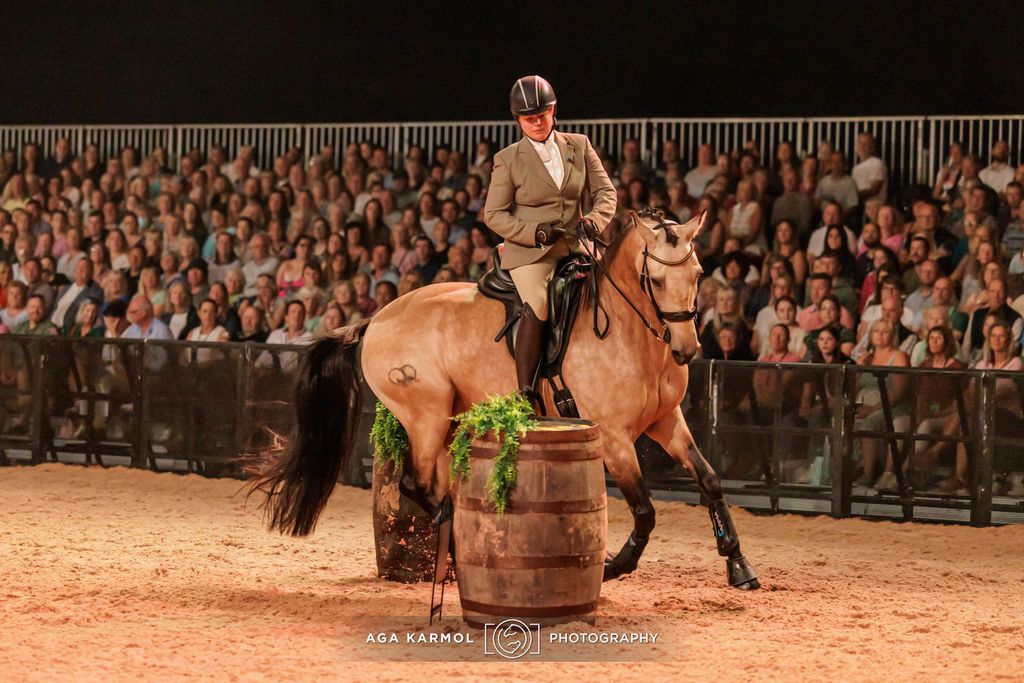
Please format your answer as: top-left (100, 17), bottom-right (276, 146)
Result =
top-left (483, 619), bottom-right (542, 659)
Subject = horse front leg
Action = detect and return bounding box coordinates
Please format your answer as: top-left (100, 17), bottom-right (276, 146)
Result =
top-left (602, 431), bottom-right (656, 581)
top-left (647, 406), bottom-right (760, 590)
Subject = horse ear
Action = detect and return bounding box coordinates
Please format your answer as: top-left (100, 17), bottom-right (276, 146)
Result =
top-left (632, 210), bottom-right (659, 248)
top-left (683, 210), bottom-right (708, 241)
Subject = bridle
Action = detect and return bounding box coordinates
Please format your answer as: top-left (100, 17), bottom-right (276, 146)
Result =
top-left (578, 208), bottom-right (701, 344)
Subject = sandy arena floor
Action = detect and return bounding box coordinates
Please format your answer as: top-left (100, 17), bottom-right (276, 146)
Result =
top-left (0, 464), bottom-right (1022, 681)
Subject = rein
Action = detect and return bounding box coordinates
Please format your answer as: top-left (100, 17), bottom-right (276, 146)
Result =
top-left (576, 217), bottom-right (700, 344)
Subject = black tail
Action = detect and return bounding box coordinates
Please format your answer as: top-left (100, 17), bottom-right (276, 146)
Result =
top-left (248, 320), bottom-right (369, 536)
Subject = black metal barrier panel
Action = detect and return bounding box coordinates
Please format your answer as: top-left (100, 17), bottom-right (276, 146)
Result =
top-left (1, 336), bottom-right (1022, 525)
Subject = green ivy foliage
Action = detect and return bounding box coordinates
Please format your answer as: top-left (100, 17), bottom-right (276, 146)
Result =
top-left (370, 401), bottom-right (409, 470)
top-left (448, 392), bottom-right (538, 515)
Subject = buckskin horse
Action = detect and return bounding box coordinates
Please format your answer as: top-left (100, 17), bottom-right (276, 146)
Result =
top-left (252, 208), bottom-right (760, 589)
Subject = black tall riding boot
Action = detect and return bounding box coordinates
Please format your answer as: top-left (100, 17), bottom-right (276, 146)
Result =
top-left (515, 304), bottom-right (547, 414)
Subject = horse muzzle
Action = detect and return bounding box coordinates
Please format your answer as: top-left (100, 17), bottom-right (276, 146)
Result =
top-left (671, 348), bottom-right (697, 365)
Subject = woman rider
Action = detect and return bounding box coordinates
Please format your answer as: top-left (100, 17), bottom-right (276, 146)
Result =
top-left (483, 75), bottom-right (616, 407)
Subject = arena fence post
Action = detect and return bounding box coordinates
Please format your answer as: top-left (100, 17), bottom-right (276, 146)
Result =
top-left (768, 363), bottom-right (783, 513)
top-left (28, 339), bottom-right (46, 465)
top-left (830, 366), bottom-right (852, 517)
top-left (970, 373), bottom-right (995, 526)
top-left (706, 360), bottom-right (721, 496)
top-left (129, 341), bottom-right (147, 469)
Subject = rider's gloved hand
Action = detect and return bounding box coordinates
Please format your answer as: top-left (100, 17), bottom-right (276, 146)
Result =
top-left (577, 217), bottom-right (600, 241)
top-left (535, 221), bottom-right (561, 246)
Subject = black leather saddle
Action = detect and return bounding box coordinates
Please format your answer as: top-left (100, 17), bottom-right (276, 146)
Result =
top-left (477, 247), bottom-right (592, 416)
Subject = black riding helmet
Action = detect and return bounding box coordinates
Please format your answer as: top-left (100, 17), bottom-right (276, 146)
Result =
top-left (510, 75), bottom-right (557, 117)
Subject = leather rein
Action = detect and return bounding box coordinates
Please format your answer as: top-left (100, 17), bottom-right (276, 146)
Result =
top-left (577, 217), bottom-right (700, 344)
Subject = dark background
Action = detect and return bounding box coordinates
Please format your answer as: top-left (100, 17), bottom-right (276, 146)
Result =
top-left (3, 1), bottom-right (1019, 124)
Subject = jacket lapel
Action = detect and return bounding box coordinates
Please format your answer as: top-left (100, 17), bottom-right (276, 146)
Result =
top-left (518, 136), bottom-right (559, 192)
top-left (554, 131), bottom-right (576, 191)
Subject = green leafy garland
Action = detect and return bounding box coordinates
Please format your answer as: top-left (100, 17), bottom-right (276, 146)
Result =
top-left (449, 392), bottom-right (538, 514)
top-left (370, 401), bottom-right (409, 470)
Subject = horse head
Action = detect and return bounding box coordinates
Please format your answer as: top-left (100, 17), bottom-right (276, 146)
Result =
top-left (631, 207), bottom-right (706, 364)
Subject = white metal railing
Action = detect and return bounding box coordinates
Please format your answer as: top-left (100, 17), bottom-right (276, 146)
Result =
top-left (2, 117), bottom-right (1021, 188)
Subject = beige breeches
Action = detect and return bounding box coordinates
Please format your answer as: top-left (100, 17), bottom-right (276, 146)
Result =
top-left (509, 242), bottom-right (570, 321)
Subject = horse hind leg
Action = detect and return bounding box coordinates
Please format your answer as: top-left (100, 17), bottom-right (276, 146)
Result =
top-left (602, 432), bottom-right (656, 581)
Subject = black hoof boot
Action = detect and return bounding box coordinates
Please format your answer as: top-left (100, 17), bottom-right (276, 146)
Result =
top-left (727, 555), bottom-right (760, 590)
top-left (603, 533), bottom-right (648, 581)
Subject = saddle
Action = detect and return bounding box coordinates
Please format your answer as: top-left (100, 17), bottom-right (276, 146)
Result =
top-left (477, 246), bottom-right (593, 418)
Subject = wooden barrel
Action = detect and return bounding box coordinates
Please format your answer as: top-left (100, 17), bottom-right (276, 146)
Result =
top-left (371, 460), bottom-right (437, 583)
top-left (454, 418), bottom-right (606, 628)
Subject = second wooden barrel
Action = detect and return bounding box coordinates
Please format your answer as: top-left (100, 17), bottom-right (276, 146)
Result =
top-left (454, 418), bottom-right (606, 628)
top-left (371, 460), bottom-right (437, 583)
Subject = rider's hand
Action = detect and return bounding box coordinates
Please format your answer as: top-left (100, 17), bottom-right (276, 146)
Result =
top-left (535, 221), bottom-right (561, 246)
top-left (577, 217), bottom-right (600, 241)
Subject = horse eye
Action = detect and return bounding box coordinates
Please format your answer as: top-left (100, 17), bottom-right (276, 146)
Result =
top-left (651, 278), bottom-right (663, 288)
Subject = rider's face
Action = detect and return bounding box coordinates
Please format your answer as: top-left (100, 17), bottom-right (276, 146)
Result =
top-left (518, 107), bottom-right (555, 142)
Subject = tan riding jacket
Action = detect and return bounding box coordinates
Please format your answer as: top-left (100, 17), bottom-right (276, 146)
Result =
top-left (483, 131), bottom-right (617, 270)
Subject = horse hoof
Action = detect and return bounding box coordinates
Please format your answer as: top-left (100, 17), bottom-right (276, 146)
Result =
top-left (726, 555), bottom-right (759, 589)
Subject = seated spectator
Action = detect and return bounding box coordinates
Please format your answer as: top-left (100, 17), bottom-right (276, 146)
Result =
top-left (185, 258), bottom-right (210, 304)
top-left (237, 305), bottom-right (268, 344)
top-left (277, 235), bottom-right (313, 301)
top-left (374, 280), bottom-right (398, 310)
top-left (223, 267), bottom-right (246, 308)
top-left (684, 144), bottom-right (717, 199)
top-left (852, 132), bottom-right (888, 206)
top-left (980, 140), bottom-right (1015, 195)
top-left (51, 257), bottom-right (102, 333)
top-left (20, 258), bottom-right (55, 310)
top-left (699, 285), bottom-right (751, 359)
top-left (770, 168), bottom-right (813, 237)
top-left (931, 277), bottom-right (967, 339)
top-left (297, 285), bottom-right (323, 332)
top-left (185, 299), bottom-right (230, 347)
top-left (956, 240), bottom-right (998, 311)
top-left (852, 296), bottom-right (918, 362)
top-left (67, 298), bottom-right (102, 338)
top-left (926, 320), bottom-right (1024, 494)
top-left (14, 294), bottom-right (58, 336)
top-left (161, 280), bottom-right (200, 340)
top-left (691, 195), bottom-right (725, 265)
top-left (858, 275), bottom-right (917, 339)
top-left (752, 282), bottom-right (796, 351)
top-left (758, 323), bottom-right (802, 363)
top-left (812, 249), bottom-right (857, 313)
top-left (261, 300), bottom-right (314, 370)
top-left (712, 238), bottom-right (761, 284)
top-left (332, 280), bottom-right (364, 325)
top-left (804, 295), bottom-right (855, 357)
top-left (208, 232), bottom-right (241, 285)
top-left (242, 233), bottom-right (280, 297)
top-left (207, 282), bottom-right (241, 339)
top-left (391, 222), bottom-right (419, 275)
top-left (909, 306), bottom-right (962, 366)
top-left (123, 295), bottom-right (172, 341)
top-left (854, 319), bottom-right (911, 491)
top-left (747, 256), bottom-right (793, 321)
top-left (768, 220), bottom-right (807, 287)
top-left (807, 201), bottom-right (857, 263)
top-left (314, 302), bottom-right (345, 338)
top-left (815, 152), bottom-right (859, 217)
top-left (724, 179), bottom-right (765, 254)
top-left (912, 326), bottom-right (966, 475)
top-left (797, 274), bottom-right (854, 331)
top-left (352, 272), bottom-right (378, 317)
top-left (963, 278), bottom-right (1022, 359)
top-left (1, 281), bottom-right (28, 330)
top-left (904, 258), bottom-right (941, 315)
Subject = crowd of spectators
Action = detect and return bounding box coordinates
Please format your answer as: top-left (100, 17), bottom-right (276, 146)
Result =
top-left (0, 132), bottom-right (1022, 494)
